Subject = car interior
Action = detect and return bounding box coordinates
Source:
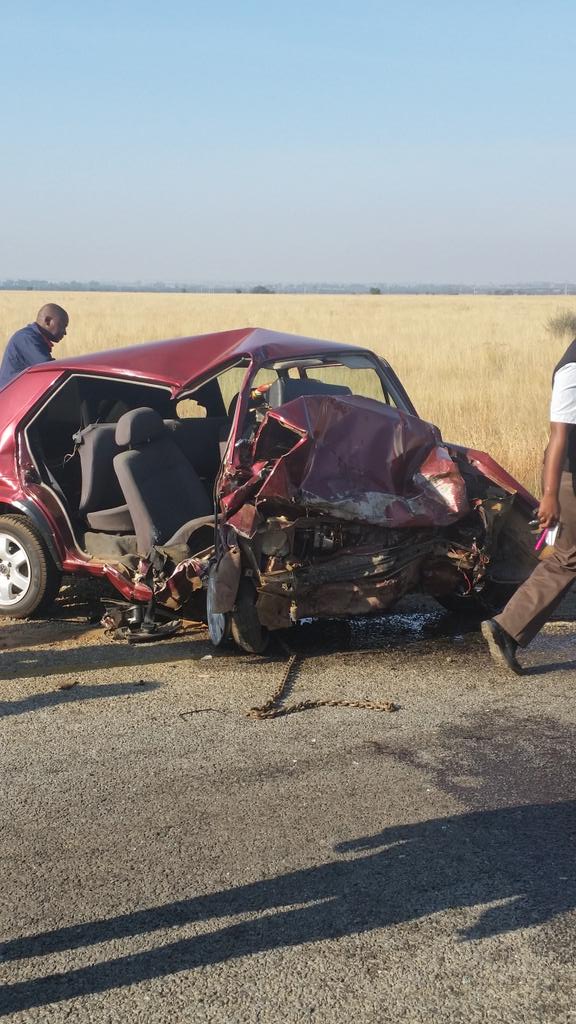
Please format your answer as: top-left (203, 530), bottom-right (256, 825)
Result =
top-left (25, 373), bottom-right (229, 560)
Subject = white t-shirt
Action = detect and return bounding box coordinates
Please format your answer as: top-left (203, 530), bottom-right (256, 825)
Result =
top-left (550, 362), bottom-right (576, 423)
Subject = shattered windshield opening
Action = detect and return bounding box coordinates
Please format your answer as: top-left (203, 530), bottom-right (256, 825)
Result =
top-left (236, 352), bottom-right (395, 444)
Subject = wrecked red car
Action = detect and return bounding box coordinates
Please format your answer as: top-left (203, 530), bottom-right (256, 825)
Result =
top-left (0, 327), bottom-right (538, 650)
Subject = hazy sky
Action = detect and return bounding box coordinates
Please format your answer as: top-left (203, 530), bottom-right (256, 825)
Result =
top-left (2, 0), bottom-right (575, 284)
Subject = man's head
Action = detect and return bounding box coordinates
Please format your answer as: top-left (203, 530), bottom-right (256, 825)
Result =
top-left (36, 304), bottom-right (69, 343)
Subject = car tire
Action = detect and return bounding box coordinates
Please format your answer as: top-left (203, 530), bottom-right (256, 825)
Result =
top-left (437, 580), bottom-right (518, 617)
top-left (230, 579), bottom-right (269, 654)
top-left (0, 515), bottom-right (62, 618)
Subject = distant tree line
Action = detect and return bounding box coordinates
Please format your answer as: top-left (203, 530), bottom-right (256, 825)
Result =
top-left (1, 279), bottom-right (575, 296)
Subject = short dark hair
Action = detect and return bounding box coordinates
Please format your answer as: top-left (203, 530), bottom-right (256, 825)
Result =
top-left (37, 303), bottom-right (69, 323)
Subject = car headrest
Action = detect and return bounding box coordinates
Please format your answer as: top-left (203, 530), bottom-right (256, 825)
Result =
top-left (267, 377), bottom-right (353, 408)
top-left (115, 408), bottom-right (165, 448)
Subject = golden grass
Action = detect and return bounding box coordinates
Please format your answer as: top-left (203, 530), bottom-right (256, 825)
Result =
top-left (1, 290), bottom-right (573, 495)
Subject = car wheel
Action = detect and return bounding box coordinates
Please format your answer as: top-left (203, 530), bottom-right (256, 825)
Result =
top-left (437, 580), bottom-right (518, 617)
top-left (206, 566), bottom-right (230, 646)
top-left (230, 579), bottom-right (269, 654)
top-left (0, 515), bottom-right (62, 618)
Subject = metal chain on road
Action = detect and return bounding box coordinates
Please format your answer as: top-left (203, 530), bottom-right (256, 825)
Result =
top-left (245, 640), bottom-right (399, 719)
top-left (180, 640), bottom-right (399, 721)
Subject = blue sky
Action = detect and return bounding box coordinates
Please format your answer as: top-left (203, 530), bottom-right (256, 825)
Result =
top-left (1, 1), bottom-right (575, 284)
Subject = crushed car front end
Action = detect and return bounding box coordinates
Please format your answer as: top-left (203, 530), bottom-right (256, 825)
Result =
top-left (202, 348), bottom-right (539, 652)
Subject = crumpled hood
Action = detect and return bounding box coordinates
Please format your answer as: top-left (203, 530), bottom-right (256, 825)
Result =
top-left (241, 394), bottom-right (469, 528)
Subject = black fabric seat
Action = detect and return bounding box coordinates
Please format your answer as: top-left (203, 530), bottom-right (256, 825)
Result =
top-left (76, 423), bottom-right (133, 533)
top-left (164, 416), bottom-right (228, 484)
top-left (113, 408), bottom-right (212, 555)
top-left (267, 378), bottom-right (352, 407)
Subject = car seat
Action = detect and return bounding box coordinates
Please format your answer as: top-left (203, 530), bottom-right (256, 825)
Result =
top-left (76, 423), bottom-right (133, 532)
top-left (113, 408), bottom-right (212, 554)
top-left (163, 416), bottom-right (229, 485)
top-left (267, 378), bottom-right (352, 407)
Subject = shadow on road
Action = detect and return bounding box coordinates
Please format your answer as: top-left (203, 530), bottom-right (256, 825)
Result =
top-left (524, 658), bottom-right (576, 675)
top-left (1, 800), bottom-right (575, 1015)
top-left (0, 680), bottom-right (162, 718)
top-left (0, 638), bottom-right (216, 682)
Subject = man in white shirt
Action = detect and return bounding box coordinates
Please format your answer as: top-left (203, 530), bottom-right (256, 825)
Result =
top-left (482, 339), bottom-right (576, 673)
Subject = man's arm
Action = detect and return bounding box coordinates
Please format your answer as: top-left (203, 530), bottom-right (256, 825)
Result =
top-left (538, 421), bottom-right (569, 528)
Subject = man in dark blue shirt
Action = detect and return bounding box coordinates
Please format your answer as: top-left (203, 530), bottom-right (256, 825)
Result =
top-left (0, 304), bottom-right (69, 388)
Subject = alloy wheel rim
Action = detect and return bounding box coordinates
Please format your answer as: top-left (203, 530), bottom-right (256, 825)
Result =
top-left (0, 531), bottom-right (32, 606)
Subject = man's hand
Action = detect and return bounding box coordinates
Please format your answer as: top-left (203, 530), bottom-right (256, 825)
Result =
top-left (538, 494), bottom-right (560, 529)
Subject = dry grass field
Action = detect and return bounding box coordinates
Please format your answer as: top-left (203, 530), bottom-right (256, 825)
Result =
top-left (1, 290), bottom-right (574, 496)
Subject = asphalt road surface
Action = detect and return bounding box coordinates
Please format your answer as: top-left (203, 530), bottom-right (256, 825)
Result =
top-left (1, 584), bottom-right (576, 1023)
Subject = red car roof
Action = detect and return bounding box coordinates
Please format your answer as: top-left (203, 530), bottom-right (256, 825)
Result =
top-left (30, 327), bottom-right (360, 391)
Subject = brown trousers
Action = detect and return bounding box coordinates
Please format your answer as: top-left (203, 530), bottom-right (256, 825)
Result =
top-left (495, 472), bottom-right (576, 647)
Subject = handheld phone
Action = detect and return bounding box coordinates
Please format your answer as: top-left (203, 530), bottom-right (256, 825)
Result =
top-left (534, 523), bottom-right (560, 551)
top-left (546, 525), bottom-right (559, 546)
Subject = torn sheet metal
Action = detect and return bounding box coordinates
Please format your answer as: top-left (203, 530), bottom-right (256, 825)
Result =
top-left (153, 552), bottom-right (210, 609)
top-left (239, 395), bottom-right (470, 528)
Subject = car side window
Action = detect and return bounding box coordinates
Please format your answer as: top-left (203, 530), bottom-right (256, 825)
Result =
top-left (175, 398), bottom-right (207, 419)
top-left (178, 364), bottom-right (250, 421)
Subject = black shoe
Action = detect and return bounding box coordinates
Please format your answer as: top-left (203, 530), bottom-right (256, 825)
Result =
top-left (481, 619), bottom-right (523, 675)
